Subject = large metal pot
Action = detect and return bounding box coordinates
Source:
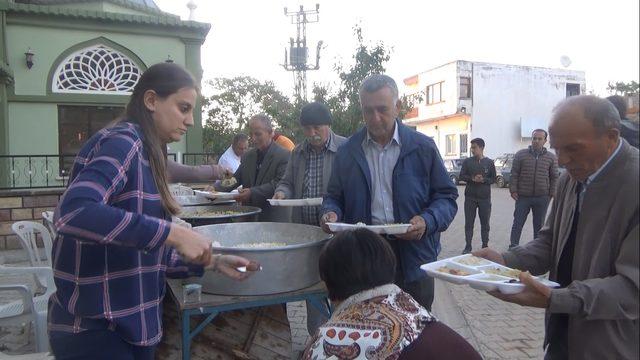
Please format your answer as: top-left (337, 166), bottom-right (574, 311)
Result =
top-left (178, 205), bottom-right (261, 227)
top-left (193, 222), bottom-right (332, 295)
top-left (175, 195), bottom-right (235, 207)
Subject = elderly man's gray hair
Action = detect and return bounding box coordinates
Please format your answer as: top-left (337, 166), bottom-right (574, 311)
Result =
top-left (249, 113), bottom-right (273, 132)
top-left (553, 95), bottom-right (621, 133)
top-left (359, 74), bottom-right (399, 102)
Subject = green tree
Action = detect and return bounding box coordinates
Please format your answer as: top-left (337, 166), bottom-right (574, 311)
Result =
top-left (201, 76), bottom-right (302, 155)
top-left (202, 25), bottom-right (419, 154)
top-left (607, 80), bottom-right (639, 95)
top-left (313, 25), bottom-right (419, 136)
top-left (311, 25), bottom-right (390, 136)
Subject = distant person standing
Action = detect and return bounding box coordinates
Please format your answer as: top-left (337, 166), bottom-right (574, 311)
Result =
top-left (607, 95), bottom-right (639, 149)
top-left (509, 129), bottom-right (558, 249)
top-left (460, 138), bottom-right (496, 254)
top-left (218, 133), bottom-right (249, 173)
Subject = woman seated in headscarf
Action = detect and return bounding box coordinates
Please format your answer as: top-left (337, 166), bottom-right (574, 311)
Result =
top-left (303, 228), bottom-right (481, 360)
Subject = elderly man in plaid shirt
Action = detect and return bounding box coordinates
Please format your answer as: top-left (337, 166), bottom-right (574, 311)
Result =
top-left (274, 102), bottom-right (347, 333)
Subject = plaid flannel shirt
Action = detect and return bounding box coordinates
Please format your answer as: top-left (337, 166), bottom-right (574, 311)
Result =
top-left (48, 122), bottom-right (202, 346)
top-left (301, 141), bottom-right (327, 225)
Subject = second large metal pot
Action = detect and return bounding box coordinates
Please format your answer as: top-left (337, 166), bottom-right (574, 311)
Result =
top-left (193, 222), bottom-right (332, 295)
top-left (178, 205), bottom-right (261, 226)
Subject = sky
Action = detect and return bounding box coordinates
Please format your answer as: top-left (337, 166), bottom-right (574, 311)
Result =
top-left (154, 0), bottom-right (639, 98)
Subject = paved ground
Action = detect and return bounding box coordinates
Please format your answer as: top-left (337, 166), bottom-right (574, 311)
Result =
top-left (287, 186), bottom-right (547, 359)
top-left (1, 186), bottom-right (547, 359)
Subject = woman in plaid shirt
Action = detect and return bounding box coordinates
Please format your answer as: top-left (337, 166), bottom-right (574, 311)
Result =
top-left (48, 63), bottom-right (252, 359)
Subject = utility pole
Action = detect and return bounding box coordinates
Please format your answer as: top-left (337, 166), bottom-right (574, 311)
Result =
top-left (282, 4), bottom-right (322, 101)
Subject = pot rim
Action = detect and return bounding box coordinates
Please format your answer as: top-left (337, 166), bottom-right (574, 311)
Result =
top-left (179, 205), bottom-right (262, 220)
top-left (212, 235), bottom-right (332, 252)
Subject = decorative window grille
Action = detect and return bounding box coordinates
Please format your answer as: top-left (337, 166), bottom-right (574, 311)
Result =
top-left (53, 45), bottom-right (141, 94)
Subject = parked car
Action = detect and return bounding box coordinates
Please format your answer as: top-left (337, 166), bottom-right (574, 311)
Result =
top-left (494, 153), bottom-right (515, 188)
top-left (444, 158), bottom-right (466, 185)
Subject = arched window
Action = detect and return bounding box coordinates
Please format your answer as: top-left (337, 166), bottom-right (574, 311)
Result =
top-left (52, 45), bottom-right (141, 94)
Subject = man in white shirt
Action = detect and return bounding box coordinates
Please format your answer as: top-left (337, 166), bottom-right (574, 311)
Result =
top-left (218, 133), bottom-right (249, 173)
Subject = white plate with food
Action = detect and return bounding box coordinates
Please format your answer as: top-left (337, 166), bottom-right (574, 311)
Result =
top-left (267, 198), bottom-right (323, 207)
top-left (194, 189), bottom-right (239, 201)
top-left (466, 273), bottom-right (560, 294)
top-left (326, 222), bottom-right (412, 235)
top-left (421, 254), bottom-right (559, 294)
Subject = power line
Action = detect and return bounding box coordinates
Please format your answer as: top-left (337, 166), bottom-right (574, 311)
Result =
top-left (281, 4), bottom-right (323, 101)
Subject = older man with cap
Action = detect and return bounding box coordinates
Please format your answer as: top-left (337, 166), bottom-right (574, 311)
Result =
top-left (274, 102), bottom-right (346, 334)
top-left (475, 95), bottom-right (639, 359)
top-left (274, 102), bottom-right (347, 225)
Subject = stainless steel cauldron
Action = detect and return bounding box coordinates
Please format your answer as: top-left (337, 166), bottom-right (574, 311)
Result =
top-left (193, 222), bottom-right (332, 295)
top-left (178, 205), bottom-right (261, 227)
top-left (175, 195), bottom-right (235, 207)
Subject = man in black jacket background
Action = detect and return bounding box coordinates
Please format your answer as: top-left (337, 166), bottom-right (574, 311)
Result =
top-left (460, 138), bottom-right (496, 254)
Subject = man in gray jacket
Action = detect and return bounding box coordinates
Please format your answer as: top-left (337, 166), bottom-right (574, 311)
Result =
top-left (509, 129), bottom-right (558, 248)
top-left (274, 102), bottom-right (347, 225)
top-left (274, 102), bottom-right (347, 334)
top-left (475, 95), bottom-right (639, 360)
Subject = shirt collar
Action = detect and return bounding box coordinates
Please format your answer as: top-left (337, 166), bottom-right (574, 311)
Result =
top-left (529, 145), bottom-right (545, 156)
top-left (365, 121), bottom-right (401, 147)
top-left (584, 139), bottom-right (622, 187)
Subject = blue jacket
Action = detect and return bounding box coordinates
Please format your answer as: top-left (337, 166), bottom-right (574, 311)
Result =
top-left (322, 121), bottom-right (458, 282)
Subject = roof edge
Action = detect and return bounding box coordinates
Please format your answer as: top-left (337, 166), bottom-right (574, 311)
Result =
top-left (406, 60), bottom-right (586, 80)
top-left (5, 2), bottom-right (211, 34)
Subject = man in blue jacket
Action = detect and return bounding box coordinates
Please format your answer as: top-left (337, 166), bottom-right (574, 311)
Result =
top-left (320, 74), bottom-right (458, 310)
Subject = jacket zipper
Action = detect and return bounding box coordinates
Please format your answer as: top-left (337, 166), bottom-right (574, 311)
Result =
top-left (533, 153), bottom-right (539, 197)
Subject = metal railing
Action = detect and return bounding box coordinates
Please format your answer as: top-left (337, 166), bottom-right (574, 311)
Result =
top-left (0, 155), bottom-right (77, 190)
top-left (181, 153), bottom-right (219, 166)
top-left (0, 153), bottom-right (220, 190)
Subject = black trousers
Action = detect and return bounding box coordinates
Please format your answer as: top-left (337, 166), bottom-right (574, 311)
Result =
top-left (510, 195), bottom-right (551, 246)
top-left (388, 237), bottom-right (435, 311)
top-left (50, 329), bottom-right (156, 360)
top-left (397, 275), bottom-right (435, 311)
top-left (464, 197), bottom-right (491, 246)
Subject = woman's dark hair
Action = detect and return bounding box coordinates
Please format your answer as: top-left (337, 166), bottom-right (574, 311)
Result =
top-left (318, 228), bottom-right (397, 301)
top-left (121, 62), bottom-right (196, 215)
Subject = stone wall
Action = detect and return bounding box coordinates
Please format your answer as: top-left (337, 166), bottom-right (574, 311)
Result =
top-left (0, 188), bottom-right (63, 250)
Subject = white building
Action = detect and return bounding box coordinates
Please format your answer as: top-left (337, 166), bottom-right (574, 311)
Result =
top-left (402, 60), bottom-right (586, 159)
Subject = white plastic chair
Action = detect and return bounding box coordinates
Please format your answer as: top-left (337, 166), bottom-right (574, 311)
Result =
top-left (11, 221), bottom-right (54, 294)
top-left (41, 211), bottom-right (56, 239)
top-left (169, 184), bottom-right (194, 196)
top-left (0, 265), bottom-right (56, 352)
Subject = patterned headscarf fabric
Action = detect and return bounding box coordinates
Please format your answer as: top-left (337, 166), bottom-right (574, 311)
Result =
top-left (303, 284), bottom-right (434, 360)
